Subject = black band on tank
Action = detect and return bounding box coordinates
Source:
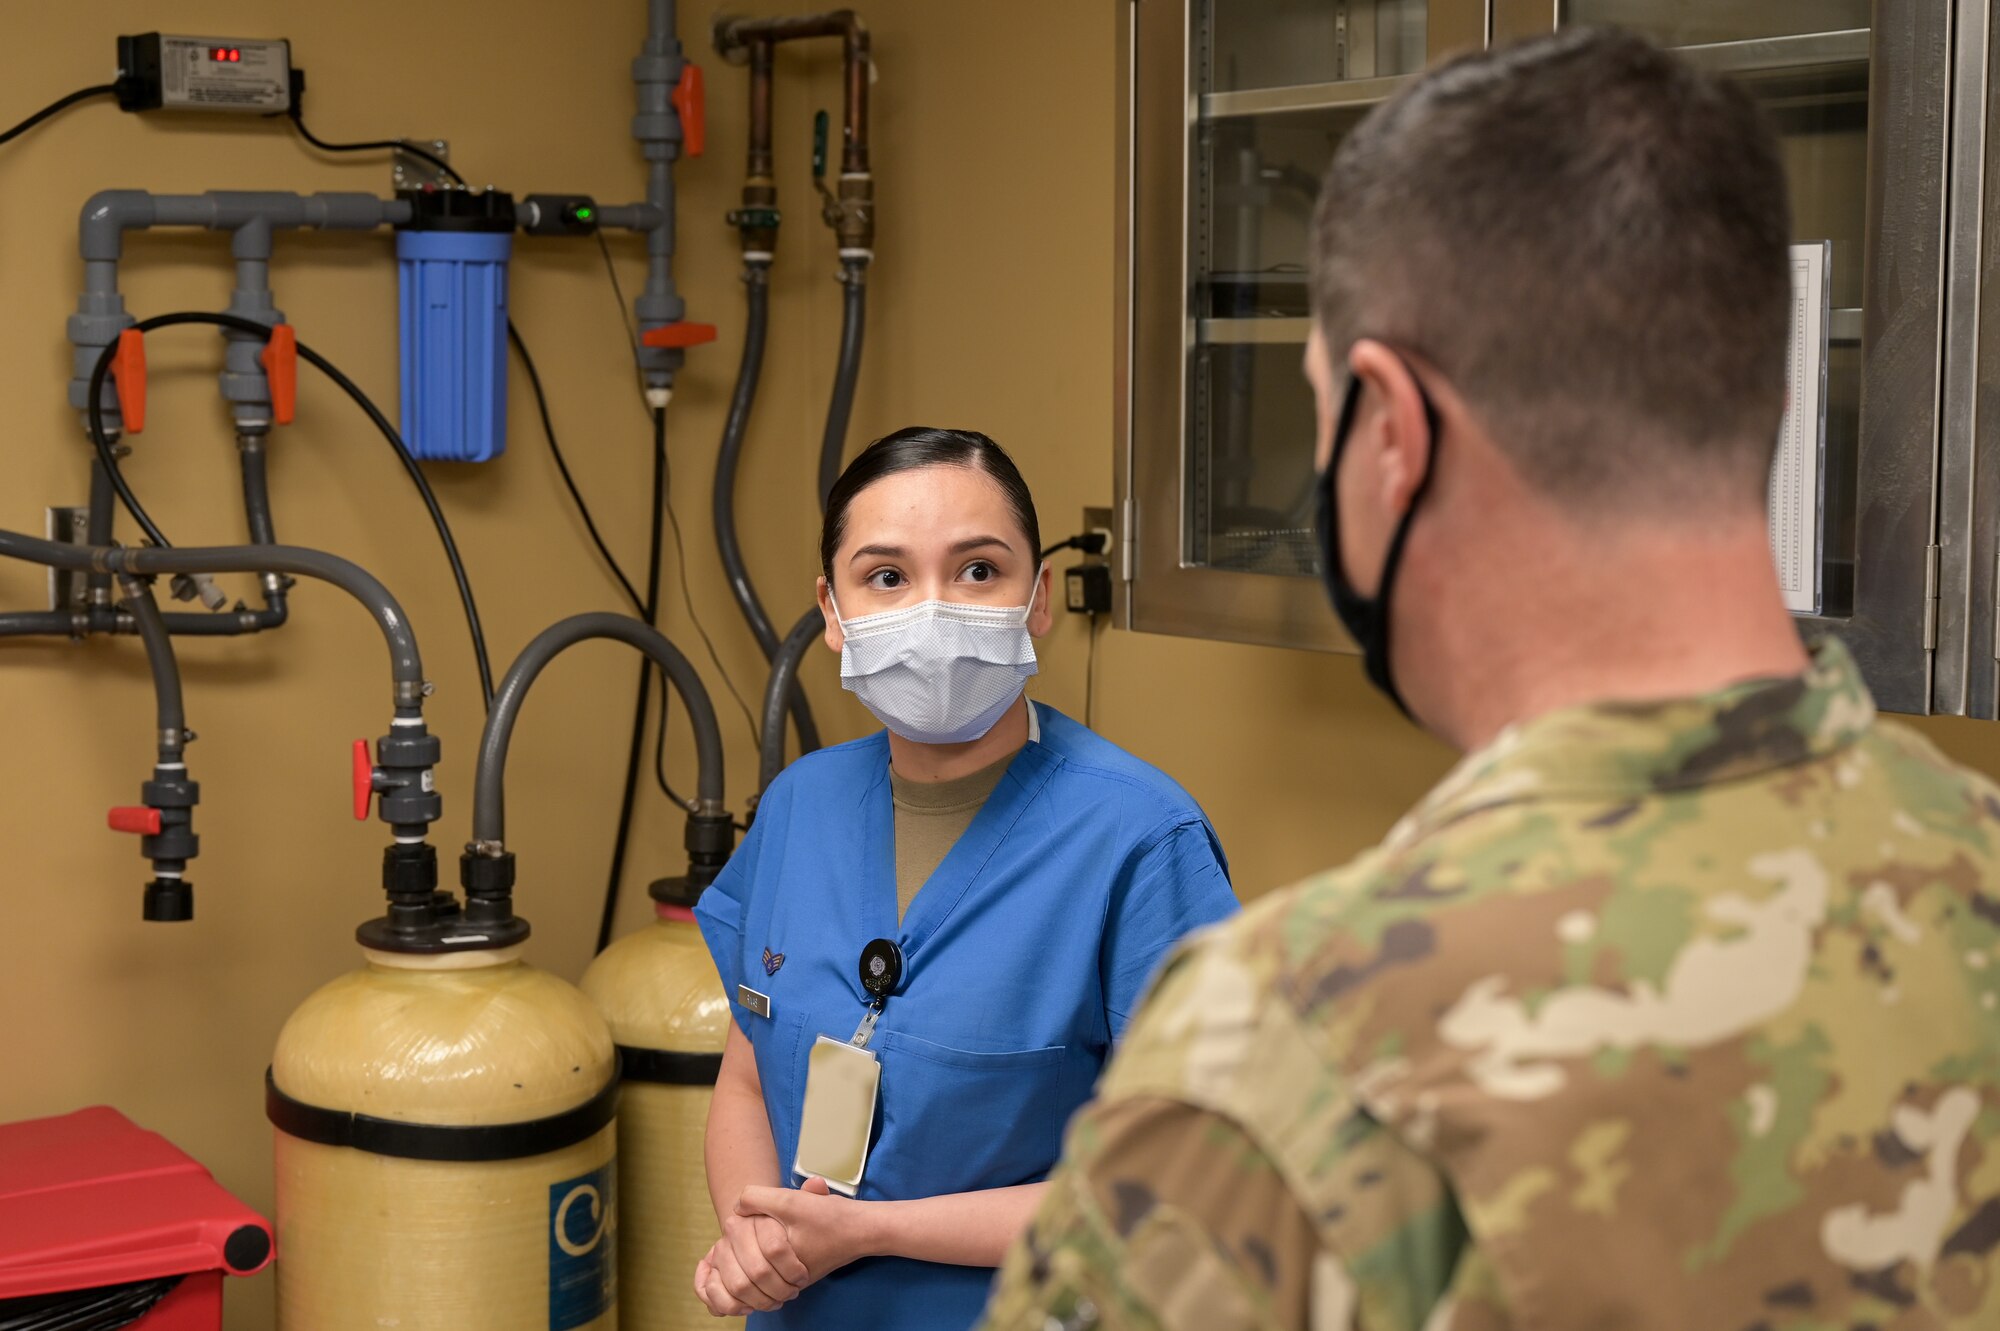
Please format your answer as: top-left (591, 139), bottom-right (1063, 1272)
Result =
top-left (264, 1059), bottom-right (620, 1161)
top-left (616, 1044), bottom-right (724, 1085)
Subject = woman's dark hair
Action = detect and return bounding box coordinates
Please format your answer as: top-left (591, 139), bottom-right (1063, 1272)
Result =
top-left (820, 427), bottom-right (1042, 579)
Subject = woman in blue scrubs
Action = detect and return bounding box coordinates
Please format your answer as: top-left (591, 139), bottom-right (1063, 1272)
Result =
top-left (693, 427), bottom-right (1237, 1327)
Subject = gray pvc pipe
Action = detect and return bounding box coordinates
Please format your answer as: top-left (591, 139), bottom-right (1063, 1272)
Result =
top-left (78, 191), bottom-right (412, 266)
top-left (594, 204), bottom-right (664, 231)
top-left (632, 0), bottom-right (685, 389)
top-left (0, 530), bottom-right (425, 713)
top-left (761, 607), bottom-right (826, 794)
top-left (473, 612), bottom-right (724, 845)
top-left (117, 576), bottom-right (185, 763)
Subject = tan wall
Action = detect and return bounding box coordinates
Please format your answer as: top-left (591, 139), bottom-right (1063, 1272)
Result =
top-left (3, 4), bottom-right (1998, 1327)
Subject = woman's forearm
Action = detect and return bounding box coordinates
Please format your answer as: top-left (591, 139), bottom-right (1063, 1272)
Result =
top-left (707, 1021), bottom-right (782, 1221)
top-left (856, 1183), bottom-right (1048, 1268)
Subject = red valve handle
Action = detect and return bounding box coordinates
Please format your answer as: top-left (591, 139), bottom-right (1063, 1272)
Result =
top-left (260, 324), bottom-right (298, 426)
top-left (112, 328), bottom-right (147, 434)
top-left (353, 740), bottom-right (373, 821)
top-left (674, 61), bottom-right (706, 158)
top-left (108, 806), bottom-right (162, 836)
top-left (640, 321), bottom-right (719, 350)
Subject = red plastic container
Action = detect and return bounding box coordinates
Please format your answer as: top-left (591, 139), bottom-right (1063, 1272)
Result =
top-left (0, 1106), bottom-right (272, 1328)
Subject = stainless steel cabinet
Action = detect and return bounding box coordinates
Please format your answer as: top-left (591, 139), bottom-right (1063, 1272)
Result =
top-left (1115, 0), bottom-right (1967, 716)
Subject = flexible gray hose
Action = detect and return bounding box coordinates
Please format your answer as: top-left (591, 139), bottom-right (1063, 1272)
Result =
top-left (474, 613), bottom-right (725, 844)
top-left (715, 265), bottom-right (821, 750)
top-left (817, 262), bottom-right (869, 510)
top-left (761, 607), bottom-right (826, 794)
top-left (116, 575), bottom-right (184, 763)
top-left (0, 530), bottom-right (425, 711)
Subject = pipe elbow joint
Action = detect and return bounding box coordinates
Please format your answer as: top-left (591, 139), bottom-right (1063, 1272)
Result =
top-left (79, 191), bottom-right (156, 261)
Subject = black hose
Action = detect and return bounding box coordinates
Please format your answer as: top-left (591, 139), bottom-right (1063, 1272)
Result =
top-left (116, 575), bottom-right (184, 762)
top-left (234, 435), bottom-right (291, 628)
top-left (473, 612), bottom-right (727, 846)
top-left (600, 407), bottom-right (669, 952)
top-left (817, 261), bottom-right (869, 511)
top-left (239, 437), bottom-right (278, 545)
top-left (83, 311), bottom-right (491, 706)
top-left (761, 607), bottom-right (826, 794)
top-left (0, 530), bottom-right (426, 713)
top-left (0, 83), bottom-right (117, 148)
top-left (715, 265), bottom-right (821, 751)
top-left (86, 456), bottom-right (116, 603)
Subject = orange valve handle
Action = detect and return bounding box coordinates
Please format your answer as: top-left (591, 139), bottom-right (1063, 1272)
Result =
top-left (108, 807), bottom-right (163, 836)
top-left (111, 329), bottom-right (147, 434)
top-left (640, 321), bottom-right (719, 350)
top-left (260, 324), bottom-right (298, 426)
top-left (353, 740), bottom-right (374, 821)
top-left (674, 62), bottom-right (706, 158)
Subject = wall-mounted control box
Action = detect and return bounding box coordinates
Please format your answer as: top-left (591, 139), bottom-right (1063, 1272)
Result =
top-left (116, 34), bottom-right (294, 114)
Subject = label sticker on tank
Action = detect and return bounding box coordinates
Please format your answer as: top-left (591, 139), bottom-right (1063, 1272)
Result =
top-left (548, 1161), bottom-right (616, 1330)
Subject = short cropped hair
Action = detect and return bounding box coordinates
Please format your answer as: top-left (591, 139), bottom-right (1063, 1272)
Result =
top-left (1310, 27), bottom-right (1793, 512)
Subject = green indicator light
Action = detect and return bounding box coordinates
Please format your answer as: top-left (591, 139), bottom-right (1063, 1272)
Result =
top-left (575, 206), bottom-right (594, 221)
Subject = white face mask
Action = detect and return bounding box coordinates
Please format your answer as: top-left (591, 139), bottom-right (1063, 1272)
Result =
top-left (829, 566), bottom-right (1045, 745)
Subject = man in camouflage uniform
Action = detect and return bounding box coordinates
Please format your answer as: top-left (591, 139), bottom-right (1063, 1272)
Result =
top-left (981, 27), bottom-right (2000, 1331)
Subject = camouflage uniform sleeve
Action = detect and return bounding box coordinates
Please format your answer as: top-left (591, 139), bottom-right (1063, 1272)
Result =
top-left (981, 912), bottom-right (1471, 1331)
top-left (981, 1095), bottom-right (1317, 1330)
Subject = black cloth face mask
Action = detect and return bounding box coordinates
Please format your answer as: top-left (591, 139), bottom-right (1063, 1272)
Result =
top-left (1313, 357), bottom-right (1442, 719)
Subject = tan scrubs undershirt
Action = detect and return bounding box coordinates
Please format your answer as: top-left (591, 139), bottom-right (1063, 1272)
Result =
top-left (888, 704), bottom-right (1038, 921)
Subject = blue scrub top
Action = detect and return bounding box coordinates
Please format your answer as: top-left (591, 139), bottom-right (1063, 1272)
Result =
top-left (695, 702), bottom-right (1237, 1330)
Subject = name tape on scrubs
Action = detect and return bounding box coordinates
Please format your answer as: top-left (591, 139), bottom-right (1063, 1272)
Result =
top-left (738, 984), bottom-right (772, 1019)
top-left (794, 1035), bottom-right (880, 1197)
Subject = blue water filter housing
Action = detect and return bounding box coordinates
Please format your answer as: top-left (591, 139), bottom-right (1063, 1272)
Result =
top-left (396, 189), bottom-right (516, 462)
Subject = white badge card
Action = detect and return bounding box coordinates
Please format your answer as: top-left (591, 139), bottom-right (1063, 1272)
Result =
top-left (794, 1034), bottom-right (881, 1197)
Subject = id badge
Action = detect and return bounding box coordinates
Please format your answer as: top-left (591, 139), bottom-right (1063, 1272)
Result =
top-left (794, 1034), bottom-right (881, 1197)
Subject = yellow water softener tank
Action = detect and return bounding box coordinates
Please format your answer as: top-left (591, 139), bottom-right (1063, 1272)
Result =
top-left (582, 899), bottom-right (735, 1331)
top-left (269, 943), bottom-right (620, 1331)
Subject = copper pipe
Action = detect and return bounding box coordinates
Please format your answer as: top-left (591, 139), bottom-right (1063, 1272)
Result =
top-left (717, 12), bottom-right (870, 176)
top-left (748, 39), bottom-right (775, 181)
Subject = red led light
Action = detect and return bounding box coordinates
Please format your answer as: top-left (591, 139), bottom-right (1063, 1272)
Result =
top-left (211, 47), bottom-right (241, 62)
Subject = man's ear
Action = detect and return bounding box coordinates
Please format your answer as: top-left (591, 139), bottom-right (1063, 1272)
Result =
top-left (1349, 338), bottom-right (1436, 520)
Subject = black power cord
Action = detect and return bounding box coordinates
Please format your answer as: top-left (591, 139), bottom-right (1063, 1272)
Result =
top-left (0, 83), bottom-right (118, 148)
top-left (599, 406), bottom-right (671, 954)
top-left (287, 83), bottom-right (466, 186)
top-left (85, 311), bottom-right (496, 708)
top-left (1041, 532), bottom-right (1110, 560)
top-left (510, 323), bottom-right (644, 610)
top-left (510, 321), bottom-right (691, 811)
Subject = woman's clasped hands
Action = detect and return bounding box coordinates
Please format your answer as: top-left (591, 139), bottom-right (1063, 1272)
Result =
top-left (694, 1176), bottom-right (870, 1317)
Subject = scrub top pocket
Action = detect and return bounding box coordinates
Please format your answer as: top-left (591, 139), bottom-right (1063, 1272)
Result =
top-left (748, 1008), bottom-right (810, 1175)
top-left (872, 1031), bottom-right (1081, 1196)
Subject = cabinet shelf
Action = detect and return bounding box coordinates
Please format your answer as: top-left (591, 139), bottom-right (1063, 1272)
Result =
top-left (1199, 310), bottom-right (1865, 346)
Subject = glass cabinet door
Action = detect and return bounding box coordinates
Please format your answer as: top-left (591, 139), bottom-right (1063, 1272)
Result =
top-left (1543, 0), bottom-right (1947, 716)
top-left (1118, 0), bottom-right (1957, 714)
top-left (1120, 0), bottom-right (1487, 652)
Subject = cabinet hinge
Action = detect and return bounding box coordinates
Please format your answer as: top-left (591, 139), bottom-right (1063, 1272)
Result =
top-left (1923, 543), bottom-right (1941, 652)
top-left (1119, 497), bottom-right (1137, 583)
